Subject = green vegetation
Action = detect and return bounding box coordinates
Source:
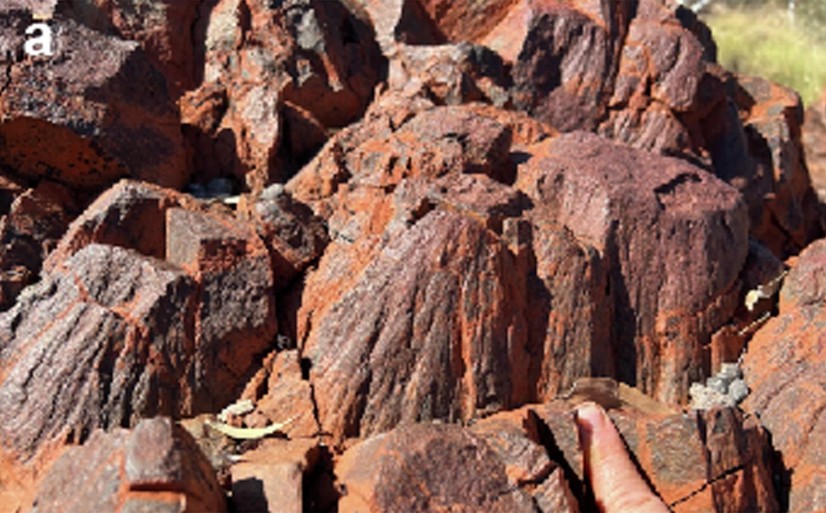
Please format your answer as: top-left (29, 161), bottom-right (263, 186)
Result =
top-left (702, 3), bottom-right (826, 106)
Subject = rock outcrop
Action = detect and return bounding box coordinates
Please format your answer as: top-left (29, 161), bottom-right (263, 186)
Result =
top-left (742, 239), bottom-right (826, 512)
top-left (0, 0), bottom-right (824, 511)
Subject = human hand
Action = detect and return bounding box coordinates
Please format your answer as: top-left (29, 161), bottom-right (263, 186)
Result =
top-left (576, 402), bottom-right (671, 513)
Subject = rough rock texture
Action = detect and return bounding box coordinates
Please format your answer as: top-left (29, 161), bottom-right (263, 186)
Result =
top-left (181, 0), bottom-right (385, 190)
top-left (238, 185), bottom-right (330, 291)
top-left (31, 417), bottom-right (226, 513)
top-left (0, 180), bottom-right (80, 310)
top-left (0, 9), bottom-right (188, 190)
top-left (336, 394), bottom-right (778, 513)
top-left (336, 422), bottom-right (579, 513)
top-left (59, 0), bottom-right (201, 97)
top-left (516, 132), bottom-right (749, 404)
top-left (0, 180), bottom-right (278, 461)
top-left (230, 438), bottom-right (322, 513)
top-left (742, 239), bottom-right (826, 512)
top-left (1, 0), bottom-right (824, 511)
top-left (733, 76), bottom-right (823, 257)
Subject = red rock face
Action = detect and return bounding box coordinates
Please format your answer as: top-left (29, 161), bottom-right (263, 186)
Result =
top-left (803, 88), bottom-right (826, 223)
top-left (742, 239), bottom-right (826, 512)
top-left (180, 0), bottom-right (385, 191)
top-left (60, 0), bottom-right (201, 97)
top-left (516, 131), bottom-right (749, 404)
top-left (30, 417), bottom-right (226, 513)
top-left (1, 0), bottom-right (824, 510)
top-left (0, 10), bottom-right (188, 191)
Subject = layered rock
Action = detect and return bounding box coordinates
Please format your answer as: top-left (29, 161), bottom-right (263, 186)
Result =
top-left (742, 239), bottom-right (826, 512)
top-left (0, 8), bottom-right (187, 190)
top-left (31, 417), bottom-right (226, 513)
top-left (0, 180), bottom-right (278, 465)
top-left (516, 131), bottom-right (749, 404)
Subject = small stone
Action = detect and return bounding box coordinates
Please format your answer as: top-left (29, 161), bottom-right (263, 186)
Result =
top-left (728, 379), bottom-right (749, 403)
top-left (706, 376), bottom-right (728, 395)
top-left (718, 363), bottom-right (742, 384)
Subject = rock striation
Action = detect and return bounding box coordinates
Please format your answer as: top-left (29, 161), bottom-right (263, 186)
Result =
top-left (0, 0), bottom-right (824, 511)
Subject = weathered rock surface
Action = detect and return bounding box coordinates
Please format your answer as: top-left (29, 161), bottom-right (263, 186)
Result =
top-left (0, 9), bottom-right (188, 190)
top-left (230, 438), bottom-right (324, 513)
top-left (516, 131), bottom-right (749, 404)
top-left (336, 392), bottom-right (778, 513)
top-left (742, 238), bottom-right (826, 512)
top-left (336, 422), bottom-right (579, 513)
top-left (0, 244), bottom-right (196, 459)
top-left (0, 180), bottom-right (279, 463)
top-left (0, 180), bottom-right (80, 310)
top-left (733, 75), bottom-right (822, 257)
top-left (31, 417), bottom-right (226, 513)
top-left (238, 185), bottom-right (329, 291)
top-left (181, 0), bottom-right (385, 190)
top-left (803, 87), bottom-right (826, 220)
top-left (0, 1), bottom-right (822, 511)
top-left (60, 0), bottom-right (201, 97)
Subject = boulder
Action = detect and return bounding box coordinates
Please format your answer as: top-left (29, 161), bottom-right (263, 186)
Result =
top-left (59, 0), bottom-right (200, 97)
top-left (516, 132), bottom-right (749, 404)
top-left (742, 239), bottom-right (826, 512)
top-left (31, 417), bottom-right (226, 513)
top-left (336, 422), bottom-right (579, 513)
top-left (0, 9), bottom-right (187, 190)
top-left (181, 0), bottom-right (385, 190)
top-left (803, 88), bottom-right (826, 207)
top-left (0, 244), bottom-right (197, 460)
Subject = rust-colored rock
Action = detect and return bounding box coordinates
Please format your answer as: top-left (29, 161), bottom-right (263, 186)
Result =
top-left (0, 244), bottom-right (196, 460)
top-left (230, 438), bottom-right (322, 513)
top-left (803, 88), bottom-right (826, 224)
top-left (530, 396), bottom-right (777, 512)
top-left (182, 0), bottom-right (384, 190)
top-left (387, 42), bottom-right (511, 107)
top-left (166, 206), bottom-right (277, 409)
top-left (0, 180), bottom-right (80, 310)
top-left (239, 185), bottom-right (329, 291)
top-left (240, 349), bottom-right (318, 440)
top-left (59, 0), bottom-right (200, 97)
top-left (742, 238), bottom-right (826, 512)
top-left (336, 422), bottom-right (578, 513)
top-left (516, 132), bottom-right (749, 404)
top-left (31, 417), bottom-right (226, 513)
top-left (734, 75), bottom-right (822, 257)
top-left (43, 180), bottom-right (195, 273)
top-left (0, 10), bottom-right (187, 190)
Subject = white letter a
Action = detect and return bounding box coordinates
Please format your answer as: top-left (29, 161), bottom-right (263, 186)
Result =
top-left (24, 23), bottom-right (54, 57)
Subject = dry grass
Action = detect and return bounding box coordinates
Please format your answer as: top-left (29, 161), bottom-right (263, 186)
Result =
top-left (703, 4), bottom-right (826, 106)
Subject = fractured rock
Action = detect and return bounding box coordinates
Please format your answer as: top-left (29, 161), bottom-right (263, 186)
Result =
top-left (181, 0), bottom-right (385, 190)
top-left (0, 244), bottom-right (196, 460)
top-left (31, 417), bottom-right (226, 513)
top-left (516, 132), bottom-right (749, 404)
top-left (336, 422), bottom-right (578, 513)
top-left (0, 180), bottom-right (80, 310)
top-left (239, 185), bottom-right (329, 291)
top-left (0, 10), bottom-right (187, 190)
top-left (742, 238), bottom-right (826, 512)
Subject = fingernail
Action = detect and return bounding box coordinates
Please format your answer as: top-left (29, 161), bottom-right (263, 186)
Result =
top-left (575, 401), bottom-right (606, 433)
